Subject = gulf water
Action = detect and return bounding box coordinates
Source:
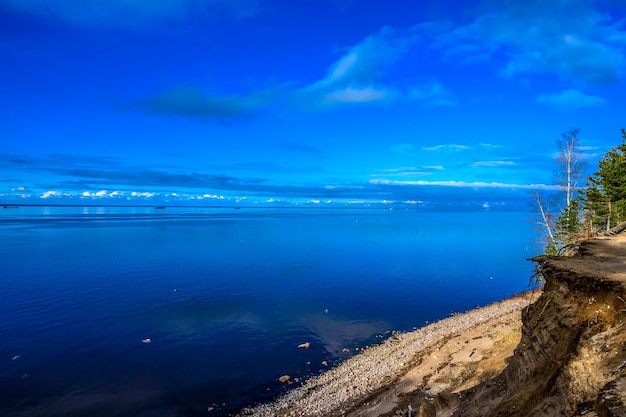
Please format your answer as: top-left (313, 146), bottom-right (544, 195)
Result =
top-left (0, 206), bottom-right (538, 416)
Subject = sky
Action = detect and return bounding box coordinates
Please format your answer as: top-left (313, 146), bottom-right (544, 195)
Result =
top-left (1, 0), bottom-right (625, 209)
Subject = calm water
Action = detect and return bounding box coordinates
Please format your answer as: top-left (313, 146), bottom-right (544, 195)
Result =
top-left (0, 206), bottom-right (537, 416)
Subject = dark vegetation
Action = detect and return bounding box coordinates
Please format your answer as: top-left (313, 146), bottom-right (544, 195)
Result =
top-left (531, 128), bottom-right (626, 256)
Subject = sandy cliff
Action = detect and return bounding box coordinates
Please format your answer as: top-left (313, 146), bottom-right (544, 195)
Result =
top-left (415, 233), bottom-right (626, 417)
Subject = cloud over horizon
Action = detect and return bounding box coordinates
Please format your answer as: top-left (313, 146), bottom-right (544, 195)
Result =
top-left (1, 151), bottom-right (559, 207)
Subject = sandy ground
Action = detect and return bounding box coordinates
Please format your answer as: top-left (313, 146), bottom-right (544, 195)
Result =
top-left (346, 294), bottom-right (532, 417)
top-left (237, 291), bottom-right (537, 417)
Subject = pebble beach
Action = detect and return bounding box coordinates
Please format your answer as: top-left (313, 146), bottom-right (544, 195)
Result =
top-left (236, 293), bottom-right (535, 417)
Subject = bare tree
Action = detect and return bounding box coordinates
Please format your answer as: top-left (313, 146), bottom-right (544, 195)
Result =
top-left (529, 192), bottom-right (557, 254)
top-left (554, 128), bottom-right (586, 211)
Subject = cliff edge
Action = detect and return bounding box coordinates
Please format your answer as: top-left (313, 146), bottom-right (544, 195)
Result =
top-left (237, 233), bottom-right (626, 417)
top-left (425, 233), bottom-right (626, 417)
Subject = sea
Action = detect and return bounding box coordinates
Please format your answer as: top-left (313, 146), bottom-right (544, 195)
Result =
top-left (0, 205), bottom-right (539, 416)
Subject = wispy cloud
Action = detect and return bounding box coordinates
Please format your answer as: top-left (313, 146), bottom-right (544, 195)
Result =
top-left (376, 166), bottom-right (440, 177)
top-left (370, 178), bottom-right (559, 190)
top-left (312, 26), bottom-right (412, 88)
top-left (422, 144), bottom-right (469, 152)
top-left (323, 86), bottom-right (398, 105)
top-left (479, 143), bottom-right (504, 149)
top-left (441, 0), bottom-right (626, 85)
top-left (536, 89), bottom-right (606, 109)
top-left (470, 160), bottom-right (516, 168)
top-left (297, 25), bottom-right (433, 109)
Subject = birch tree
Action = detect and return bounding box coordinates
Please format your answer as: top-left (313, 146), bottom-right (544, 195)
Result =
top-left (531, 128), bottom-right (586, 253)
top-left (553, 129), bottom-right (586, 245)
top-left (529, 192), bottom-right (557, 255)
top-left (554, 128), bottom-right (586, 212)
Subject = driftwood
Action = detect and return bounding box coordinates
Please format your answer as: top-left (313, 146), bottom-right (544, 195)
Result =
top-left (609, 221), bottom-right (626, 236)
top-left (558, 244), bottom-right (581, 257)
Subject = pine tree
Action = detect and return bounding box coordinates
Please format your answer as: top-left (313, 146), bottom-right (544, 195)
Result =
top-left (583, 129), bottom-right (626, 232)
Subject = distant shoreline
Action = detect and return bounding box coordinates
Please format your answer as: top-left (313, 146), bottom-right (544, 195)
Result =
top-left (0, 203), bottom-right (527, 212)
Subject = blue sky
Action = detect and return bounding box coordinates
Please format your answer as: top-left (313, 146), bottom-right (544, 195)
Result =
top-left (1, 0), bottom-right (625, 208)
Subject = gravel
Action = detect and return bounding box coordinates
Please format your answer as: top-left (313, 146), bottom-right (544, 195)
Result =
top-left (236, 296), bottom-right (533, 417)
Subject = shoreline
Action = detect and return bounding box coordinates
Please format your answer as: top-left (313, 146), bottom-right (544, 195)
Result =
top-left (236, 291), bottom-right (537, 417)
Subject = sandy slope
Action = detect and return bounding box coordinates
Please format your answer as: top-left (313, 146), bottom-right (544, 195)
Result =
top-left (237, 291), bottom-right (536, 417)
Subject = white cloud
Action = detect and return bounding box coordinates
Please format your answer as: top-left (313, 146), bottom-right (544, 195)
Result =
top-left (377, 166), bottom-right (442, 177)
top-left (422, 144), bottom-right (469, 152)
top-left (479, 143), bottom-right (503, 149)
top-left (324, 86), bottom-right (397, 104)
top-left (131, 191), bottom-right (155, 198)
top-left (298, 26), bottom-right (458, 109)
top-left (298, 26), bottom-right (418, 109)
top-left (470, 160), bottom-right (516, 167)
top-left (325, 52), bottom-right (359, 85)
top-left (199, 193), bottom-right (225, 199)
top-left (370, 178), bottom-right (560, 190)
top-left (28, 190), bottom-right (236, 202)
top-left (40, 190), bottom-right (63, 198)
top-left (536, 89), bottom-right (606, 109)
top-left (81, 190), bottom-right (117, 198)
top-left (314, 26), bottom-right (411, 88)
